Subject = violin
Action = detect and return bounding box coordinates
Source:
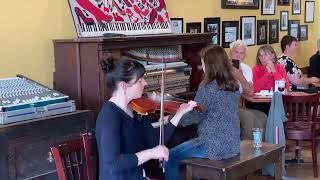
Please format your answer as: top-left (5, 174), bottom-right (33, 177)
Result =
top-left (130, 96), bottom-right (205, 115)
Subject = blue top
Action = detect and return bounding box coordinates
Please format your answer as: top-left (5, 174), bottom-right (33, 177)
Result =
top-left (180, 81), bottom-right (241, 160)
top-left (95, 101), bottom-right (176, 180)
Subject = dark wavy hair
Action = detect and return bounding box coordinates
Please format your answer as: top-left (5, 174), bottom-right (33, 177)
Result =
top-left (200, 45), bottom-right (239, 91)
top-left (100, 57), bottom-right (145, 93)
top-left (280, 35), bottom-right (298, 52)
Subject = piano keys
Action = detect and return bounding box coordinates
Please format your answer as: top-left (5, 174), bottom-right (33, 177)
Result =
top-left (77, 22), bottom-right (171, 37)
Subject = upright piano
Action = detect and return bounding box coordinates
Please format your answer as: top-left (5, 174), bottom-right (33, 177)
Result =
top-left (53, 33), bottom-right (214, 115)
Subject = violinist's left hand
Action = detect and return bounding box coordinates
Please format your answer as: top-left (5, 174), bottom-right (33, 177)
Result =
top-left (170, 101), bottom-right (197, 126)
top-left (177, 101), bottom-right (197, 115)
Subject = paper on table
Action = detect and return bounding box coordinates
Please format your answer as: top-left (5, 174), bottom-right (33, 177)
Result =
top-left (254, 90), bottom-right (273, 98)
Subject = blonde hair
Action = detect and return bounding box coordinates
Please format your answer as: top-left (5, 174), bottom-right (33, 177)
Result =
top-left (229, 39), bottom-right (248, 51)
top-left (317, 38), bottom-right (320, 49)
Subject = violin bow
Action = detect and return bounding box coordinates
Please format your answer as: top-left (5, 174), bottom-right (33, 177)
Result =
top-left (159, 52), bottom-right (166, 172)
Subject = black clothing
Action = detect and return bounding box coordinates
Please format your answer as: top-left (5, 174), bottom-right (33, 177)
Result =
top-left (309, 51), bottom-right (320, 78)
top-left (95, 101), bottom-right (176, 180)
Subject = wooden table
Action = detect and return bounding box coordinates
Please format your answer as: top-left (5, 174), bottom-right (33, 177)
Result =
top-left (242, 94), bottom-right (272, 103)
top-left (181, 140), bottom-right (284, 180)
top-left (242, 91), bottom-right (310, 103)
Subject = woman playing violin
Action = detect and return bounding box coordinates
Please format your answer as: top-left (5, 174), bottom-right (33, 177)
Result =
top-left (95, 57), bottom-right (197, 180)
top-left (165, 45), bottom-right (241, 179)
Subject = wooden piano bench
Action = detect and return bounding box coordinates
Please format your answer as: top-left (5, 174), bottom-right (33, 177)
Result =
top-left (181, 140), bottom-right (283, 180)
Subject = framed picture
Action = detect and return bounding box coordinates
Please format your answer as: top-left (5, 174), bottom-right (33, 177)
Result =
top-left (292, 0), bottom-right (301, 15)
top-left (257, 20), bottom-right (268, 45)
top-left (288, 20), bottom-right (300, 39)
top-left (280, 11), bottom-right (288, 31)
top-left (299, 25), bottom-right (308, 41)
top-left (186, 22), bottom-right (201, 33)
top-left (262, 0), bottom-right (276, 15)
top-left (204, 17), bottom-right (221, 45)
top-left (278, 0), bottom-right (290, 6)
top-left (221, 0), bottom-right (259, 9)
top-left (269, 19), bottom-right (279, 44)
top-left (305, 1), bottom-right (315, 23)
top-left (240, 16), bottom-right (256, 46)
top-left (222, 21), bottom-right (239, 48)
top-left (170, 18), bottom-right (183, 33)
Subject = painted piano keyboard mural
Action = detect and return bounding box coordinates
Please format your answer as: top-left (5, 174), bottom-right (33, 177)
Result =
top-left (68, 0), bottom-right (172, 37)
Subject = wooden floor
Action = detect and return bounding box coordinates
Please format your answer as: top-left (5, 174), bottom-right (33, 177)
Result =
top-left (247, 141), bottom-right (320, 180)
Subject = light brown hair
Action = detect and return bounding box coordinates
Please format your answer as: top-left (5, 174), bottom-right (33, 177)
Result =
top-left (255, 45), bottom-right (278, 65)
top-left (200, 45), bottom-right (239, 91)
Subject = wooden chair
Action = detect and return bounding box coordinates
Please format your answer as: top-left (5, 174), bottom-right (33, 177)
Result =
top-left (282, 93), bottom-right (320, 177)
top-left (51, 133), bottom-right (93, 180)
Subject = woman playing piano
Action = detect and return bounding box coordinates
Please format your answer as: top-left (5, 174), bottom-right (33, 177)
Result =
top-left (95, 57), bottom-right (197, 180)
top-left (165, 45), bottom-right (241, 179)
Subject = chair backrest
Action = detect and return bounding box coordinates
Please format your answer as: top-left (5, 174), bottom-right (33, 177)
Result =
top-left (51, 133), bottom-right (93, 180)
top-left (282, 93), bottom-right (320, 124)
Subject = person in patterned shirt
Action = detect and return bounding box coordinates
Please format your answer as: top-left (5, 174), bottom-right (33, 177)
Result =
top-left (278, 35), bottom-right (319, 91)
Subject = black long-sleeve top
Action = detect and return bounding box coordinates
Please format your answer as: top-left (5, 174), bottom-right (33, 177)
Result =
top-left (95, 101), bottom-right (176, 180)
top-left (309, 51), bottom-right (320, 78)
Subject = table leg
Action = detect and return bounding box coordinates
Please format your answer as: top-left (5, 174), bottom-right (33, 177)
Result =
top-left (275, 151), bottom-right (282, 180)
top-left (186, 165), bottom-right (193, 180)
top-left (244, 175), bottom-right (249, 180)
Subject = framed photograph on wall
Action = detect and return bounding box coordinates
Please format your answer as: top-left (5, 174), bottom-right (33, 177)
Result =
top-left (221, 0), bottom-right (259, 9)
top-left (288, 20), bottom-right (300, 39)
top-left (292, 0), bottom-right (301, 15)
top-left (262, 0), bottom-right (276, 15)
top-left (204, 17), bottom-right (221, 45)
top-left (170, 18), bottom-right (183, 33)
top-left (278, 0), bottom-right (290, 6)
top-left (240, 16), bottom-right (256, 46)
top-left (305, 1), bottom-right (315, 23)
top-left (222, 21), bottom-right (239, 48)
top-left (280, 11), bottom-right (288, 31)
top-left (257, 20), bottom-right (268, 45)
top-left (269, 19), bottom-right (279, 44)
top-left (299, 25), bottom-right (308, 41)
top-left (186, 22), bottom-right (201, 33)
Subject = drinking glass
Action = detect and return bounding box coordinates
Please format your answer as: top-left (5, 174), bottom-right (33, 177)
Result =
top-left (277, 80), bottom-right (286, 93)
top-left (253, 128), bottom-right (263, 148)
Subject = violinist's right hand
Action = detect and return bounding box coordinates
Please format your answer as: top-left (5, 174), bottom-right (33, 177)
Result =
top-left (150, 145), bottom-right (169, 161)
top-left (135, 145), bottom-right (169, 166)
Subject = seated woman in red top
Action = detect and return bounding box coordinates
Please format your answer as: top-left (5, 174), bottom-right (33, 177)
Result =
top-left (253, 45), bottom-right (289, 93)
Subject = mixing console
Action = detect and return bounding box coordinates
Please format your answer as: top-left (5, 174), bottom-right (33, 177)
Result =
top-left (0, 75), bottom-right (75, 124)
